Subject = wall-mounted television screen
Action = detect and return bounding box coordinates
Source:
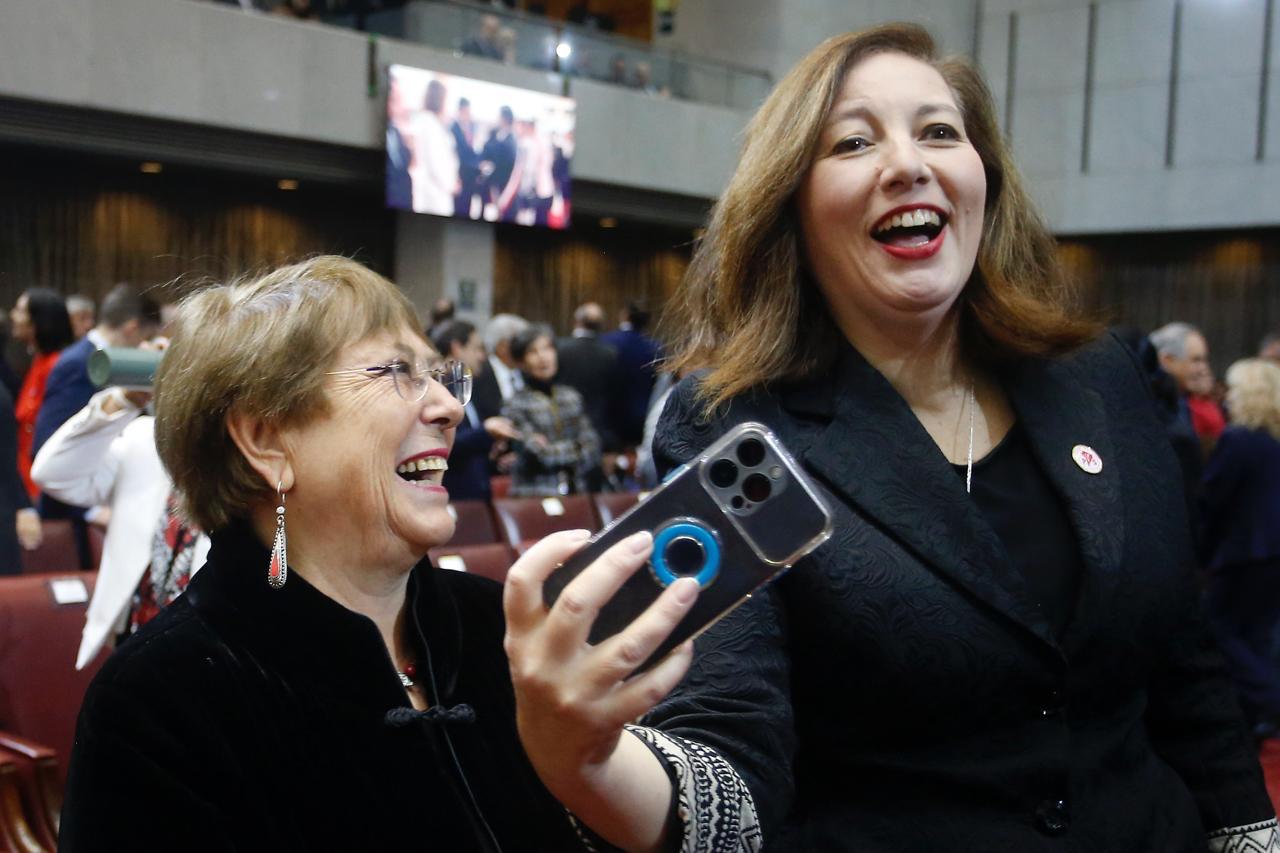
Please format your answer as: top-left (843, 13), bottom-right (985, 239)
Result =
top-left (386, 64), bottom-right (575, 230)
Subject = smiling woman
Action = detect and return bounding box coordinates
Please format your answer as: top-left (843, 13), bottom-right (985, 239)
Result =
top-left (499, 22), bottom-right (1280, 853)
top-left (56, 257), bottom-right (593, 851)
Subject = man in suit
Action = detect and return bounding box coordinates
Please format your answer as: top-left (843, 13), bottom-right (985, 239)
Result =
top-left (601, 301), bottom-right (662, 448)
top-left (480, 106), bottom-right (518, 222)
top-left (33, 284), bottom-right (160, 563)
top-left (556, 301), bottom-right (619, 452)
top-left (474, 313), bottom-right (528, 420)
top-left (451, 98), bottom-right (483, 219)
top-left (432, 320), bottom-right (520, 502)
top-left (385, 76), bottom-right (414, 211)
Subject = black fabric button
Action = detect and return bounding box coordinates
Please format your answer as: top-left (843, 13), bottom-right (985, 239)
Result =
top-left (1035, 799), bottom-right (1070, 835)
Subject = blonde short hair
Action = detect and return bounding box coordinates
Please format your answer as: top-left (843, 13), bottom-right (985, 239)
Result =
top-left (155, 256), bottom-right (423, 531)
top-left (1226, 358), bottom-right (1280, 441)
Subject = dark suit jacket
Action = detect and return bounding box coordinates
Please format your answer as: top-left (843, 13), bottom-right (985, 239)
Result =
top-left (555, 335), bottom-right (618, 450)
top-left (0, 382), bottom-right (26, 574)
top-left (385, 125), bottom-right (413, 211)
top-left (471, 362), bottom-right (505, 422)
top-left (1198, 424), bottom-right (1280, 572)
top-left (600, 328), bottom-right (660, 447)
top-left (480, 130), bottom-right (516, 198)
top-left (647, 333), bottom-right (1271, 851)
top-left (32, 336), bottom-right (95, 526)
top-left (33, 336), bottom-right (96, 457)
top-left (442, 404), bottom-right (494, 502)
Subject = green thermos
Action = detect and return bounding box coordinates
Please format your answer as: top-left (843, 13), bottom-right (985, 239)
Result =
top-left (88, 347), bottom-right (163, 390)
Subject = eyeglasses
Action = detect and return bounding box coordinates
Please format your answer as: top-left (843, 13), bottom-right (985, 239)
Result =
top-left (326, 359), bottom-right (473, 406)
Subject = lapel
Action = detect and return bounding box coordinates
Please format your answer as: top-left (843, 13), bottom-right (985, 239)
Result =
top-left (1002, 354), bottom-right (1125, 652)
top-left (782, 345), bottom-right (1061, 653)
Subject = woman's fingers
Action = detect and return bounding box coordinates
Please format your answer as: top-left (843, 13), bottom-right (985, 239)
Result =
top-left (543, 531), bottom-right (655, 650)
top-left (590, 577), bottom-right (700, 687)
top-left (504, 529), bottom-right (591, 634)
top-left (612, 639), bottom-right (696, 723)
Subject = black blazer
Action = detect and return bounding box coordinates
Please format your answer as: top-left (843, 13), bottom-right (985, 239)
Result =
top-left (1198, 424), bottom-right (1280, 572)
top-left (471, 360), bottom-right (506, 422)
top-left (648, 334), bottom-right (1273, 851)
top-left (555, 334), bottom-right (619, 450)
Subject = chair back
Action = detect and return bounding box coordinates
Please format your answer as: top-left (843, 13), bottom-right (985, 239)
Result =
top-left (592, 492), bottom-right (642, 527)
top-left (491, 495), bottom-right (599, 548)
top-left (0, 573), bottom-right (105, 786)
top-left (20, 522), bottom-right (91, 574)
top-left (428, 543), bottom-right (517, 584)
top-left (445, 500), bottom-right (499, 546)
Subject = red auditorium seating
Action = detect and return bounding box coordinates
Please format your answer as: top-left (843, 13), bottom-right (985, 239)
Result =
top-left (0, 745), bottom-right (47, 853)
top-left (0, 732), bottom-right (59, 850)
top-left (0, 573), bottom-right (107, 787)
top-left (592, 491), bottom-right (643, 527)
top-left (446, 500), bottom-right (499, 546)
top-left (428, 543), bottom-right (517, 584)
top-left (489, 475), bottom-right (511, 499)
top-left (20, 521), bottom-right (89, 574)
top-left (491, 495), bottom-right (599, 548)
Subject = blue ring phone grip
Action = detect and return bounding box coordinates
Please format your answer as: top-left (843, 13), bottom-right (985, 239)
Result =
top-left (650, 521), bottom-right (721, 588)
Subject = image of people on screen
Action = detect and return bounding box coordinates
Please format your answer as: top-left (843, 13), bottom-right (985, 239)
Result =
top-left (386, 65), bottom-right (575, 229)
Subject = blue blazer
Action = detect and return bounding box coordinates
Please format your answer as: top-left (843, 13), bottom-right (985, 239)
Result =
top-left (600, 328), bottom-right (660, 446)
top-left (442, 404), bottom-right (493, 502)
top-left (33, 336), bottom-right (97, 458)
top-left (1199, 424), bottom-right (1280, 572)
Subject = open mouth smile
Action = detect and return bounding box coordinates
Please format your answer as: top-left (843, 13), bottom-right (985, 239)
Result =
top-left (396, 449), bottom-right (449, 487)
top-left (871, 205), bottom-right (948, 259)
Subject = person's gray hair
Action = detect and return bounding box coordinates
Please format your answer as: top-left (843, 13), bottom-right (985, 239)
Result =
top-left (484, 313), bottom-right (529, 353)
top-left (1149, 322), bottom-right (1201, 359)
top-left (66, 294), bottom-right (95, 315)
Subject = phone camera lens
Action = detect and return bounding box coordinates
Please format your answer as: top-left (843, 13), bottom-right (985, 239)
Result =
top-left (743, 473), bottom-right (772, 503)
top-left (730, 494), bottom-right (746, 510)
top-left (664, 536), bottom-right (706, 576)
top-left (736, 438), bottom-right (766, 468)
top-left (710, 458), bottom-right (739, 488)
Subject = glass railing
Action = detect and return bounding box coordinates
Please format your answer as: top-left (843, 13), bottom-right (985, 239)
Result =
top-left (321, 0), bottom-right (773, 111)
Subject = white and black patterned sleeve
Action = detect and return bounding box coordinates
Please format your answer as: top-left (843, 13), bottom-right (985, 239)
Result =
top-left (1206, 818), bottom-right (1280, 852)
top-left (568, 726), bottom-right (761, 853)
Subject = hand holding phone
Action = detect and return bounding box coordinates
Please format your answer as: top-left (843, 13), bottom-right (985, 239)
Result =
top-left (543, 422), bottom-right (832, 672)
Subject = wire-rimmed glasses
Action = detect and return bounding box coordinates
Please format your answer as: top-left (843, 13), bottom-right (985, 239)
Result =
top-left (325, 359), bottom-right (473, 406)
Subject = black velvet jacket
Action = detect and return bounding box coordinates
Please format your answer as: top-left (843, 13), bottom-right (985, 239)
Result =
top-left (60, 521), bottom-right (584, 852)
top-left (646, 334), bottom-right (1274, 852)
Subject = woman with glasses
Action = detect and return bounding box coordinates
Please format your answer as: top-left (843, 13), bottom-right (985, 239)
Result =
top-left (59, 257), bottom-right (592, 850)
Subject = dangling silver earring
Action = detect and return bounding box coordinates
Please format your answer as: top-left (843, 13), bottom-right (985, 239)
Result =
top-left (268, 481), bottom-right (288, 589)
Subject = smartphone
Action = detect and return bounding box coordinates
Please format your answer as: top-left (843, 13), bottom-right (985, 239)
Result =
top-left (543, 422), bottom-right (833, 672)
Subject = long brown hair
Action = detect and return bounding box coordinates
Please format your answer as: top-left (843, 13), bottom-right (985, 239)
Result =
top-left (664, 23), bottom-right (1097, 411)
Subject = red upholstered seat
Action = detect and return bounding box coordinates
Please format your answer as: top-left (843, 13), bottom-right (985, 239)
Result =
top-left (445, 500), bottom-right (499, 546)
top-left (0, 573), bottom-right (106, 787)
top-left (20, 521), bottom-right (85, 574)
top-left (428, 543), bottom-right (517, 584)
top-left (0, 731), bottom-right (59, 850)
top-left (0, 744), bottom-right (49, 852)
top-left (491, 495), bottom-right (599, 548)
top-left (592, 491), bottom-right (643, 528)
top-left (489, 476), bottom-right (511, 499)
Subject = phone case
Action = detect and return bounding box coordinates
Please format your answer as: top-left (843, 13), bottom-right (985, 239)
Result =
top-left (543, 422), bottom-right (834, 672)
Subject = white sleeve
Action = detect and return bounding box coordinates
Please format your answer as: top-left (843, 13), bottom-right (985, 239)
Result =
top-left (30, 388), bottom-right (140, 508)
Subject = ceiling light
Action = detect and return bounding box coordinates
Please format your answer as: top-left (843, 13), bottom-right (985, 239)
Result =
top-left (599, 217), bottom-right (617, 228)
top-left (277, 179), bottom-right (299, 191)
top-left (556, 42), bottom-right (572, 59)
top-left (140, 162), bottom-right (163, 174)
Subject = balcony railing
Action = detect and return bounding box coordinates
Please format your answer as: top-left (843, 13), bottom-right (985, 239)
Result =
top-left (319, 0), bottom-right (773, 111)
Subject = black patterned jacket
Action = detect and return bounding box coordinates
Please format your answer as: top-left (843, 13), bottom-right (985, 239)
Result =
top-left (502, 384), bottom-right (601, 497)
top-left (642, 333), bottom-right (1276, 852)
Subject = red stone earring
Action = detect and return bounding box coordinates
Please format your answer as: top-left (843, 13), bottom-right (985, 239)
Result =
top-left (268, 481), bottom-right (288, 589)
